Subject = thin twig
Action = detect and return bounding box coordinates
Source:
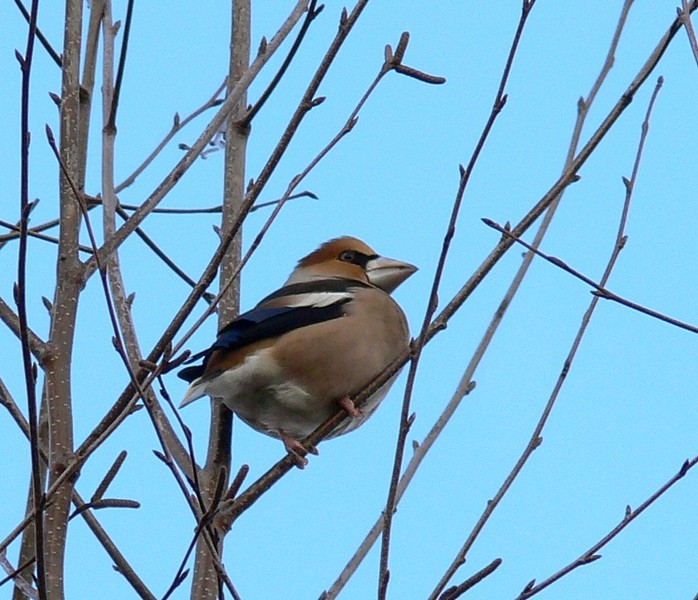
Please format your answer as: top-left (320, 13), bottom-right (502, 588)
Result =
top-left (86, 1), bottom-right (311, 277)
top-left (0, 297), bottom-right (47, 360)
top-left (516, 456), bottom-right (698, 599)
top-left (0, 219), bottom-right (94, 254)
top-left (678, 0), bottom-right (698, 66)
top-left (114, 205), bottom-right (210, 298)
top-left (13, 0), bottom-right (61, 66)
top-left (378, 3), bottom-right (534, 598)
top-left (105, 0), bottom-right (134, 131)
top-left (114, 80), bottom-right (226, 193)
top-left (116, 190), bottom-right (316, 214)
top-left (239, 0), bottom-right (324, 126)
top-left (439, 558), bottom-right (502, 600)
top-left (15, 1), bottom-right (47, 597)
top-left (430, 74), bottom-right (664, 599)
top-left (482, 217), bottom-right (698, 335)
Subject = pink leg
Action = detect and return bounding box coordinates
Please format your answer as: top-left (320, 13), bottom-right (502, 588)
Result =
top-left (338, 395), bottom-right (362, 418)
top-left (278, 430), bottom-right (317, 469)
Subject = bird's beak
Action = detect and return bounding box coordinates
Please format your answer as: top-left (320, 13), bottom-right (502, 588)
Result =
top-left (365, 255), bottom-right (418, 293)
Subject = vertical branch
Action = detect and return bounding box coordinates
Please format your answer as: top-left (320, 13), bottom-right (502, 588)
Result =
top-left (100, 0), bottom-right (196, 483)
top-left (218, 3), bottom-right (249, 326)
top-left (190, 1), bottom-right (249, 598)
top-left (77, 0), bottom-right (104, 187)
top-left (42, 1), bottom-right (84, 598)
top-left (15, 1), bottom-right (46, 598)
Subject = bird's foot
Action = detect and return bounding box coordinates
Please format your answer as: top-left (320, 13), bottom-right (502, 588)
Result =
top-left (279, 430), bottom-right (317, 469)
top-left (338, 396), bottom-right (362, 419)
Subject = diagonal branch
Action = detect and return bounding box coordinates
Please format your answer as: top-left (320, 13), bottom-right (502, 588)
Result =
top-left (482, 217), bottom-right (698, 335)
top-left (516, 456), bottom-right (698, 599)
top-left (13, 0), bottom-right (61, 66)
top-left (429, 73), bottom-right (665, 600)
top-left (379, 2), bottom-right (534, 597)
top-left (0, 297), bottom-right (47, 361)
top-left (678, 0), bottom-right (698, 66)
top-left (84, 0), bottom-right (311, 280)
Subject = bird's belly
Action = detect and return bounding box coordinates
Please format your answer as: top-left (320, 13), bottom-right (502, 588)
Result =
top-left (204, 352), bottom-right (329, 439)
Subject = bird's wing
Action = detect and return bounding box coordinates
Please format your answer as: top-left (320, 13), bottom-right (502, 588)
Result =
top-left (177, 279), bottom-right (368, 382)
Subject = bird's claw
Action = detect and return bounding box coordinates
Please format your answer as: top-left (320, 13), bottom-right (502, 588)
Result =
top-left (338, 396), bottom-right (362, 419)
top-left (279, 430), bottom-right (316, 468)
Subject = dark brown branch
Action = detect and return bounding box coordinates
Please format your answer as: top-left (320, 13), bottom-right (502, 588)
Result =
top-left (239, 0), bottom-right (324, 126)
top-left (15, 1), bottom-right (47, 596)
top-left (13, 0), bottom-right (61, 66)
top-left (105, 0), bottom-right (134, 132)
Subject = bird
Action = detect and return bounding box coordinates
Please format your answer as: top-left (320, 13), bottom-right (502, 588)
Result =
top-left (178, 236), bottom-right (417, 467)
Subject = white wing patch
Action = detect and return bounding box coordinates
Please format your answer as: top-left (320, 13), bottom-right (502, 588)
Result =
top-left (284, 291), bottom-right (352, 308)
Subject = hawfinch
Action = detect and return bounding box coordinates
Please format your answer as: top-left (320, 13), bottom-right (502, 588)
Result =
top-left (178, 236), bottom-right (416, 466)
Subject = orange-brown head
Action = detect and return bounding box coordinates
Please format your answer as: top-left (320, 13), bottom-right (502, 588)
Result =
top-left (285, 236), bottom-right (417, 292)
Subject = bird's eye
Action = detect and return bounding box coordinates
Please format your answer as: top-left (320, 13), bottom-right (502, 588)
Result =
top-left (339, 249), bottom-right (356, 262)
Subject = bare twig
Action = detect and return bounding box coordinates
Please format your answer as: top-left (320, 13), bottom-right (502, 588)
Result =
top-left (379, 3), bottom-right (534, 598)
top-left (15, 1), bottom-right (47, 597)
top-left (0, 219), bottom-right (94, 254)
top-left (430, 74), bottom-right (664, 599)
top-left (678, 0), bottom-right (698, 66)
top-left (482, 216), bottom-right (698, 335)
top-left (114, 204), bottom-right (212, 299)
top-left (77, 0), bottom-right (103, 188)
top-left (0, 297), bottom-right (47, 360)
top-left (115, 80), bottom-right (226, 193)
top-left (13, 0), bottom-right (61, 66)
top-left (516, 457), bottom-right (698, 598)
top-left (116, 189), bottom-right (316, 214)
top-left (239, 0), bottom-right (324, 126)
top-left (105, 0), bottom-right (134, 132)
top-left (86, 0), bottom-right (311, 278)
top-left (439, 558), bottom-right (503, 600)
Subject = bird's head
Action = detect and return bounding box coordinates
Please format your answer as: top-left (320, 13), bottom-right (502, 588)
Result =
top-left (285, 236), bottom-right (417, 293)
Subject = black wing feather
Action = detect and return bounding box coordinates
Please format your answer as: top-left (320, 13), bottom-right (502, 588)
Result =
top-left (177, 282), bottom-right (357, 382)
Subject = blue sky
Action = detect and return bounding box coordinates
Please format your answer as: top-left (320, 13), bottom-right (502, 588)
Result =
top-left (1, 2), bottom-right (698, 599)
